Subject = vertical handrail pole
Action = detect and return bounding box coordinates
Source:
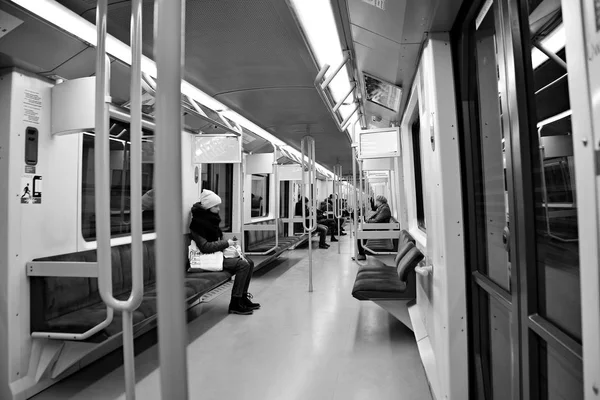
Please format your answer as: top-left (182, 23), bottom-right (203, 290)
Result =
top-left (334, 165), bottom-right (342, 254)
top-left (95, 1), bottom-right (113, 308)
top-left (155, 0), bottom-right (189, 399)
top-left (394, 156), bottom-right (402, 227)
top-left (240, 158), bottom-right (245, 251)
top-left (123, 0), bottom-right (144, 397)
top-left (352, 120), bottom-right (359, 256)
top-left (273, 148), bottom-right (279, 248)
top-left (95, 3), bottom-right (145, 398)
top-left (301, 136), bottom-right (316, 292)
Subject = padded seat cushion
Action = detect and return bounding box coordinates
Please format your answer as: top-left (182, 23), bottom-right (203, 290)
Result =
top-left (247, 235), bottom-right (301, 253)
top-left (352, 237), bottom-right (424, 302)
top-left (184, 272), bottom-right (232, 295)
top-left (42, 292), bottom-right (158, 342)
top-left (144, 271), bottom-right (232, 300)
top-left (356, 257), bottom-right (389, 274)
top-left (356, 269), bottom-right (399, 280)
top-left (352, 277), bottom-right (408, 300)
top-left (364, 239), bottom-right (395, 251)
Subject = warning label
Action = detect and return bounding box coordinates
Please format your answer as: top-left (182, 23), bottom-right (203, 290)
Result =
top-left (20, 175), bottom-right (42, 204)
top-left (23, 89), bottom-right (42, 125)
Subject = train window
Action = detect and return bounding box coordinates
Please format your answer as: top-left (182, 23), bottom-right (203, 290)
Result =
top-left (81, 121), bottom-right (155, 241)
top-left (202, 164), bottom-right (233, 232)
top-left (251, 174), bottom-right (269, 218)
top-left (280, 181), bottom-right (289, 218)
top-left (411, 116), bottom-right (426, 231)
top-left (527, 10), bottom-right (582, 347)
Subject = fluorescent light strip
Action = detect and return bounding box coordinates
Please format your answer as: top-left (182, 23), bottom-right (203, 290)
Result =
top-left (10, 0), bottom-right (337, 177)
top-left (288, 0), bottom-right (357, 128)
top-left (531, 23), bottom-right (566, 70)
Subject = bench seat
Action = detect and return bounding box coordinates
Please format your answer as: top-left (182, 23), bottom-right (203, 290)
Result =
top-left (352, 231), bottom-right (423, 302)
top-left (352, 246), bottom-right (423, 301)
top-left (246, 235), bottom-right (304, 253)
top-left (30, 235), bottom-right (233, 342)
top-left (357, 230), bottom-right (416, 274)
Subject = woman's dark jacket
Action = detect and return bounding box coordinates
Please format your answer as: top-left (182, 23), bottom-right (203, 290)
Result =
top-left (367, 203), bottom-right (391, 223)
top-left (189, 203), bottom-right (228, 254)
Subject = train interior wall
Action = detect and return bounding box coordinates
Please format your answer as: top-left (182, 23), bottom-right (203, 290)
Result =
top-left (399, 35), bottom-right (468, 400)
top-left (0, 69), bottom-right (201, 399)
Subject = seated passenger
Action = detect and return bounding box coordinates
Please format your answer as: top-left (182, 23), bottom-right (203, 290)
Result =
top-left (295, 197), bottom-right (330, 249)
top-left (141, 188), bottom-right (155, 211)
top-left (354, 195), bottom-right (391, 261)
top-left (189, 189), bottom-right (260, 315)
top-left (316, 208), bottom-right (338, 242)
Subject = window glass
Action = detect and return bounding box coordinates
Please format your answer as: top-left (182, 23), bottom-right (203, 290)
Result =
top-left (526, 9), bottom-right (581, 342)
top-left (472, 4), bottom-right (511, 291)
top-left (202, 163), bottom-right (233, 232)
top-left (411, 115), bottom-right (426, 231)
top-left (251, 174), bottom-right (269, 218)
top-left (81, 120), bottom-right (155, 241)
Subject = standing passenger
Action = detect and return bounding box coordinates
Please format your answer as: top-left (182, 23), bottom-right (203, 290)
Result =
top-left (189, 189), bottom-right (260, 315)
top-left (353, 195), bottom-right (391, 261)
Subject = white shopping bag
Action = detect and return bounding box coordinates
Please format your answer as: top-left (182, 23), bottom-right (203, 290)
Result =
top-left (188, 240), bottom-right (224, 271)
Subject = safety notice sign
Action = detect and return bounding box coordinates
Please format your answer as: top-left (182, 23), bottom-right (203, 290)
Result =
top-left (20, 174), bottom-right (42, 204)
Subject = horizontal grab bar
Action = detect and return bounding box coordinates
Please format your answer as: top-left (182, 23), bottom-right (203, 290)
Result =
top-left (415, 265), bottom-right (433, 277)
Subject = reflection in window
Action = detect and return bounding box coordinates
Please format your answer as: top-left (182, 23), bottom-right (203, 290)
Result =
top-left (251, 174), bottom-right (269, 218)
top-left (528, 5), bottom-right (581, 344)
top-left (202, 163), bottom-right (233, 232)
top-left (81, 121), bottom-right (155, 241)
top-left (411, 114), bottom-right (426, 231)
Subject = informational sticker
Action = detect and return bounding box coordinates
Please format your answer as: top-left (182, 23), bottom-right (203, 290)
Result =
top-left (24, 165), bottom-right (36, 174)
top-left (22, 89), bottom-right (42, 125)
top-left (20, 174), bottom-right (42, 204)
top-left (362, 0), bottom-right (385, 11)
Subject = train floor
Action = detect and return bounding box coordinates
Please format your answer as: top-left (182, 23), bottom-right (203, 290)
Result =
top-left (32, 235), bottom-right (432, 400)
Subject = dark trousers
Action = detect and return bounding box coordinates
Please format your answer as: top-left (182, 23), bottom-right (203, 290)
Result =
top-left (316, 224), bottom-right (328, 245)
top-left (356, 239), bottom-right (366, 256)
top-left (222, 257), bottom-right (254, 297)
top-left (318, 218), bottom-right (337, 238)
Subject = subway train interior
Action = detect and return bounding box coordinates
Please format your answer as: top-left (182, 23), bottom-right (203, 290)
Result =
top-left (0, 0), bottom-right (599, 399)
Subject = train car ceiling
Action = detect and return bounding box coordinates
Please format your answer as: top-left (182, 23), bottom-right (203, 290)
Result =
top-left (50, 0), bottom-right (354, 172)
top-left (0, 1), bottom-right (333, 176)
top-left (332, 0), bottom-right (464, 129)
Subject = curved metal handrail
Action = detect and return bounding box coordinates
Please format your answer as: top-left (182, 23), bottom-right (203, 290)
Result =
top-left (95, 1), bottom-right (144, 398)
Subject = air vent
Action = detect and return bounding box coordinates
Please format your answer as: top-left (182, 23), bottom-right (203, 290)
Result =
top-left (0, 9), bottom-right (24, 40)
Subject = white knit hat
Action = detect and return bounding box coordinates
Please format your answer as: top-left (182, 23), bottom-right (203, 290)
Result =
top-left (199, 189), bottom-right (222, 210)
top-left (376, 195), bottom-right (388, 204)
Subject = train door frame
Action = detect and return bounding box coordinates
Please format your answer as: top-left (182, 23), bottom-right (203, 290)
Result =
top-left (452, 1), bottom-right (519, 397)
top-left (453, 0), bottom-right (593, 398)
top-left (562, 1), bottom-right (600, 397)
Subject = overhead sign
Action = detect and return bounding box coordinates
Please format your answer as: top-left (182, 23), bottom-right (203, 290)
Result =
top-left (358, 127), bottom-right (400, 159)
top-left (193, 134), bottom-right (241, 164)
top-left (363, 73), bottom-right (402, 112)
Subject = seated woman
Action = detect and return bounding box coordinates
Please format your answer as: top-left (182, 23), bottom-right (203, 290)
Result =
top-left (353, 195), bottom-right (391, 261)
top-left (189, 189), bottom-right (260, 315)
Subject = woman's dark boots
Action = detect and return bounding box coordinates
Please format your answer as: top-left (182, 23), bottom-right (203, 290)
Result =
top-left (228, 297), bottom-right (253, 315)
top-left (242, 293), bottom-right (260, 310)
